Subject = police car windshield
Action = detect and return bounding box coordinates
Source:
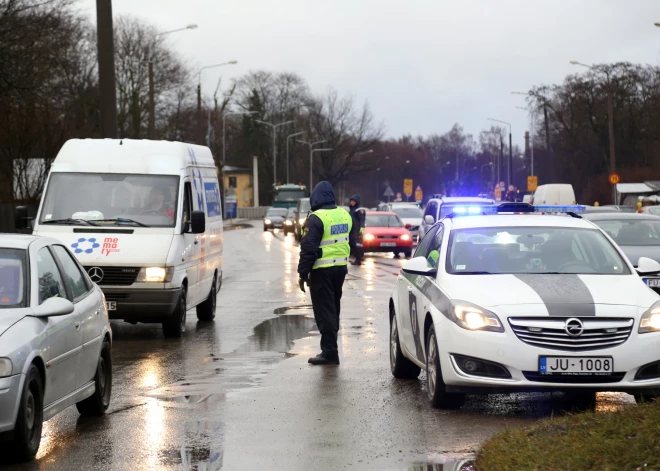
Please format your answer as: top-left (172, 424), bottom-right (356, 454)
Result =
top-left (447, 226), bottom-right (629, 275)
top-left (391, 206), bottom-right (422, 218)
top-left (0, 249), bottom-right (26, 309)
top-left (366, 214), bottom-right (403, 227)
top-left (39, 173), bottom-right (179, 228)
top-left (590, 219), bottom-right (660, 246)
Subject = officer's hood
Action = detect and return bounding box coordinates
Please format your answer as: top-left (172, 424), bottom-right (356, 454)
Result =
top-left (349, 194), bottom-right (361, 211)
top-left (310, 181), bottom-right (336, 211)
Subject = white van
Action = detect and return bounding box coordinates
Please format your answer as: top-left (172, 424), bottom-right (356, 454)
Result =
top-left (23, 139), bottom-right (223, 337)
top-left (532, 184), bottom-right (576, 205)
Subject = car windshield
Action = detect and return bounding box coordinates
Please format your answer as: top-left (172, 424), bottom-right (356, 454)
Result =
top-left (447, 226), bottom-right (629, 275)
top-left (286, 207), bottom-right (296, 217)
top-left (274, 190), bottom-right (306, 202)
top-left (366, 214), bottom-right (403, 227)
top-left (266, 208), bottom-right (287, 217)
top-left (645, 206), bottom-right (660, 216)
top-left (0, 248), bottom-right (27, 309)
top-left (440, 203), bottom-right (491, 219)
top-left (40, 173), bottom-right (179, 228)
top-left (298, 199), bottom-right (311, 213)
top-left (391, 206), bottom-right (423, 218)
top-left (590, 219), bottom-right (660, 246)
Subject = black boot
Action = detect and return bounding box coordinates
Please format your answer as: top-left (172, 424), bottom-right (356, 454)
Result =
top-left (308, 354), bottom-right (340, 365)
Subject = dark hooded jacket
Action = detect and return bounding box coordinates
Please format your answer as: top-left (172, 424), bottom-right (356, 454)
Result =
top-left (298, 181), bottom-right (354, 277)
top-left (348, 194), bottom-right (365, 246)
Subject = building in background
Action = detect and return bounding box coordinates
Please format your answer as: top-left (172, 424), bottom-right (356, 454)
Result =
top-left (223, 165), bottom-right (253, 207)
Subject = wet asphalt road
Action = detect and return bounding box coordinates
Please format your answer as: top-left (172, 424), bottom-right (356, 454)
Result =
top-left (2, 225), bottom-right (637, 470)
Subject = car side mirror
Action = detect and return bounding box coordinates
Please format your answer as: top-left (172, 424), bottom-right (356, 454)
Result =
top-left (190, 210), bottom-right (206, 234)
top-left (637, 257), bottom-right (660, 275)
top-left (402, 256), bottom-right (437, 277)
top-left (424, 215), bottom-right (434, 225)
top-left (31, 297), bottom-right (75, 317)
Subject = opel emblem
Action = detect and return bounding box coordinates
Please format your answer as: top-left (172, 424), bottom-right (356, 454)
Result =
top-left (88, 267), bottom-right (104, 283)
top-left (564, 318), bottom-right (584, 337)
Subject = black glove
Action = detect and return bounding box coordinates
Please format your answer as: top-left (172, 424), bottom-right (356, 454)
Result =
top-left (298, 276), bottom-right (308, 293)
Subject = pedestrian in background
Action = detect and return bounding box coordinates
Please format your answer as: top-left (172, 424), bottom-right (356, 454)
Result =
top-left (348, 195), bottom-right (365, 266)
top-left (298, 181), bottom-right (354, 365)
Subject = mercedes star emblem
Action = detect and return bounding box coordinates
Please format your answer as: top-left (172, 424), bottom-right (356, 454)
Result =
top-left (88, 267), bottom-right (104, 283)
top-left (564, 318), bottom-right (584, 337)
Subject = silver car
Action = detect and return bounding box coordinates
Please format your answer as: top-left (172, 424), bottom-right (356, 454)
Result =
top-left (0, 235), bottom-right (112, 460)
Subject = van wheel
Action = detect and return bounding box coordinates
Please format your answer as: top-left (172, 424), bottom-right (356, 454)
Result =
top-left (163, 287), bottom-right (186, 338)
top-left (10, 364), bottom-right (43, 460)
top-left (426, 325), bottom-right (465, 409)
top-left (76, 338), bottom-right (112, 416)
top-left (196, 277), bottom-right (217, 321)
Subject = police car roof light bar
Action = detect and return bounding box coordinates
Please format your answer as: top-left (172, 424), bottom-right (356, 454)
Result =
top-left (445, 203), bottom-right (586, 219)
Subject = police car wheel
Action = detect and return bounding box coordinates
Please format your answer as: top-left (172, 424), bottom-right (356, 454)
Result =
top-left (163, 287), bottom-right (186, 338)
top-left (390, 307), bottom-right (421, 379)
top-left (426, 325), bottom-right (465, 409)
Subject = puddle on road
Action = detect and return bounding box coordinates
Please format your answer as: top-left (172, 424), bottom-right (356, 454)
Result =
top-left (273, 304), bottom-right (313, 315)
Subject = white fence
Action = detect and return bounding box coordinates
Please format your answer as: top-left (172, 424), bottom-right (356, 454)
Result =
top-left (236, 206), bottom-right (269, 219)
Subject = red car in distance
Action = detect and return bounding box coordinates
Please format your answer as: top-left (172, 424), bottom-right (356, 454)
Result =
top-left (362, 211), bottom-right (413, 258)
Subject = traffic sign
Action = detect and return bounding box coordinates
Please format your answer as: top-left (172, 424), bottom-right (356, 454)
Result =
top-left (527, 175), bottom-right (538, 192)
top-left (609, 173), bottom-right (620, 185)
top-left (403, 179), bottom-right (413, 197)
top-left (499, 181), bottom-right (506, 190)
top-left (414, 185), bottom-right (423, 202)
top-left (383, 186), bottom-right (394, 197)
top-left (508, 184), bottom-right (515, 192)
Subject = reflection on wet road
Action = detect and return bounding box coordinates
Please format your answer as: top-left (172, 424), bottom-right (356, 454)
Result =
top-left (2, 226), bottom-right (636, 471)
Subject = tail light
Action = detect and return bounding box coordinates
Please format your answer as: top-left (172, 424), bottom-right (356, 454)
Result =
top-left (405, 223), bottom-right (411, 229)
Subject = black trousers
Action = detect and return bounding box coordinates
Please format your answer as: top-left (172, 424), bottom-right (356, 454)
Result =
top-left (309, 265), bottom-right (348, 358)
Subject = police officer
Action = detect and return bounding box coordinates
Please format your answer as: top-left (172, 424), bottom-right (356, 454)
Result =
top-left (348, 194), bottom-right (365, 266)
top-left (298, 181), bottom-right (354, 365)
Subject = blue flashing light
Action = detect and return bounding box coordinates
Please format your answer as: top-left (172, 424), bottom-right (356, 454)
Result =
top-left (447, 203), bottom-right (586, 218)
top-left (533, 205), bottom-right (586, 214)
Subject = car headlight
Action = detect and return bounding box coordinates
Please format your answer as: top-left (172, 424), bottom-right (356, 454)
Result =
top-left (450, 301), bottom-right (504, 333)
top-left (0, 358), bottom-right (12, 377)
top-left (400, 234), bottom-right (410, 241)
top-left (299, 218), bottom-right (305, 225)
top-left (364, 233), bottom-right (375, 241)
top-left (136, 266), bottom-right (174, 283)
top-left (265, 219), bottom-right (272, 225)
top-left (285, 220), bottom-right (293, 225)
top-left (639, 301), bottom-right (660, 333)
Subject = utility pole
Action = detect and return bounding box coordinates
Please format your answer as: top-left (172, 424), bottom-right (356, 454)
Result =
top-left (543, 99), bottom-right (553, 180)
top-left (298, 139), bottom-right (328, 189)
top-left (96, 0), bottom-right (117, 138)
top-left (286, 131), bottom-right (304, 183)
top-left (148, 61), bottom-right (155, 139)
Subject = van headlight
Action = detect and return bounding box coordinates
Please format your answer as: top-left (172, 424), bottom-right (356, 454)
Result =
top-left (640, 302), bottom-right (660, 333)
top-left (450, 301), bottom-right (504, 333)
top-left (136, 267), bottom-right (174, 283)
top-left (0, 358), bottom-right (12, 377)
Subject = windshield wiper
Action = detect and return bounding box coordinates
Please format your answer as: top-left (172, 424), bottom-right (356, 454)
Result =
top-left (42, 218), bottom-right (96, 226)
top-left (95, 218), bottom-right (149, 227)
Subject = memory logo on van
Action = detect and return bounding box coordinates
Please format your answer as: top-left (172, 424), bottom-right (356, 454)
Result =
top-left (204, 182), bottom-right (222, 218)
top-left (101, 237), bottom-right (120, 256)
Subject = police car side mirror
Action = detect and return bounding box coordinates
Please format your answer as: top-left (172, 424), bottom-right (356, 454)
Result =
top-left (402, 257), bottom-right (437, 277)
top-left (190, 210), bottom-right (206, 234)
top-left (637, 257), bottom-right (660, 275)
top-left (424, 215), bottom-right (434, 225)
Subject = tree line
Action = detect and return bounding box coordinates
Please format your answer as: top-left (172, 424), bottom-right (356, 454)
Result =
top-left (3, 1), bottom-right (660, 206)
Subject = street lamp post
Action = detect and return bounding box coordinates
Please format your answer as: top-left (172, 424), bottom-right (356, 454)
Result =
top-left (488, 118), bottom-right (513, 185)
top-left (483, 130), bottom-right (503, 183)
top-left (512, 90), bottom-right (554, 180)
top-left (516, 106), bottom-right (535, 176)
top-left (255, 120), bottom-right (294, 185)
top-left (96, 0), bottom-right (117, 138)
top-left (570, 61), bottom-right (616, 196)
top-left (298, 140), bottom-right (328, 189)
top-left (286, 131), bottom-right (305, 183)
top-left (149, 24), bottom-right (198, 139)
top-left (197, 61), bottom-right (238, 112)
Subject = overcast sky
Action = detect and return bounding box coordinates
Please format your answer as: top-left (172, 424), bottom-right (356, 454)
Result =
top-left (78, 0), bottom-right (660, 148)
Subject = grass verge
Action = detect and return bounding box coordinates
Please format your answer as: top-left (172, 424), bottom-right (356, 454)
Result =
top-left (476, 399), bottom-right (660, 471)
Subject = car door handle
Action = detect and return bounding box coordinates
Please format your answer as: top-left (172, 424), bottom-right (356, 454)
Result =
top-left (75, 322), bottom-right (81, 331)
top-left (407, 286), bottom-right (413, 291)
top-left (95, 309), bottom-right (100, 316)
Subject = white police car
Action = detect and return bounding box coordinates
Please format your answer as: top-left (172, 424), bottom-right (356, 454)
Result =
top-left (389, 203), bottom-right (660, 408)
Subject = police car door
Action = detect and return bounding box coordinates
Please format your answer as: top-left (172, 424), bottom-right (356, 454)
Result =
top-left (398, 224), bottom-right (440, 362)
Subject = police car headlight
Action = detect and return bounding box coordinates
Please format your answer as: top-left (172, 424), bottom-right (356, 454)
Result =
top-left (364, 233), bottom-right (375, 241)
top-left (0, 358), bottom-right (12, 377)
top-left (451, 302), bottom-right (504, 333)
top-left (137, 267), bottom-right (174, 283)
top-left (639, 302), bottom-right (660, 333)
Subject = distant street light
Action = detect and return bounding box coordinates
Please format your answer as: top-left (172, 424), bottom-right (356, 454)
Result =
top-left (488, 118), bottom-right (513, 184)
top-left (298, 140), bottom-right (328, 188)
top-left (149, 24), bottom-right (198, 139)
top-left (286, 131), bottom-right (305, 183)
top-left (515, 106), bottom-right (535, 176)
top-left (255, 120), bottom-right (294, 184)
top-left (197, 61), bottom-right (238, 112)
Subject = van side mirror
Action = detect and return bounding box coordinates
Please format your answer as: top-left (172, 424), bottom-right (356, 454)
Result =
top-left (14, 206), bottom-right (30, 230)
top-left (190, 210), bottom-right (206, 234)
top-left (424, 215), bottom-right (435, 225)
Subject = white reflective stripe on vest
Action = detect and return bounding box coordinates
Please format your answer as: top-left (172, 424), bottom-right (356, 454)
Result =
top-left (313, 257), bottom-right (349, 267)
top-left (319, 235), bottom-right (349, 247)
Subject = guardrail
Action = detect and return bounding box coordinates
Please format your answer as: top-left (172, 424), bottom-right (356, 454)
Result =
top-left (236, 206), bottom-right (269, 219)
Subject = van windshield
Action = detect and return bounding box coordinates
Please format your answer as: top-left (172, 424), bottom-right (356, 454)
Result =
top-left (39, 173), bottom-right (179, 228)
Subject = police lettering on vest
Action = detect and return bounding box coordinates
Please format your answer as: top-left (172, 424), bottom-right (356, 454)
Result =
top-left (312, 208), bottom-right (352, 269)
